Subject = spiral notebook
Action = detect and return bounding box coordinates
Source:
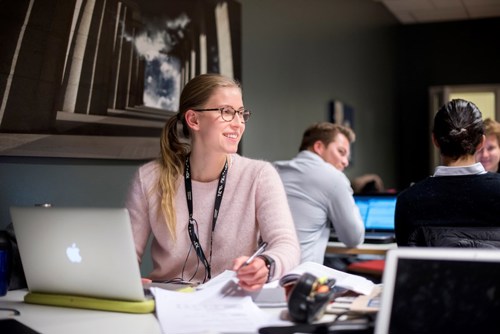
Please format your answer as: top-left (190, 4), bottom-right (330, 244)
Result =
top-left (10, 206), bottom-right (154, 313)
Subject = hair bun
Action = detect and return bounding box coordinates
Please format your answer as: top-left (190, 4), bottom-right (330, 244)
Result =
top-left (450, 128), bottom-right (467, 136)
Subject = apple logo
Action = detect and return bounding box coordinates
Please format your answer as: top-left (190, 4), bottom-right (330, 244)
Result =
top-left (66, 243), bottom-right (82, 263)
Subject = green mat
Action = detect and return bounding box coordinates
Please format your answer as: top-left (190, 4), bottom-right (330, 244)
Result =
top-left (24, 292), bottom-right (155, 314)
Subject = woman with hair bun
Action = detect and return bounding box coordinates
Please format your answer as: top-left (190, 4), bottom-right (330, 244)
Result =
top-left (395, 99), bottom-right (500, 247)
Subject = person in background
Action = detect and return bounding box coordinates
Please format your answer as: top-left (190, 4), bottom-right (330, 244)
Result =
top-left (274, 122), bottom-right (364, 265)
top-left (475, 118), bottom-right (500, 173)
top-left (351, 173), bottom-right (385, 194)
top-left (126, 73), bottom-right (300, 291)
top-left (395, 99), bottom-right (500, 247)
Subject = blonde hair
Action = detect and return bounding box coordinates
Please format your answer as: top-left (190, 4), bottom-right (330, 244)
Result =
top-left (158, 73), bottom-right (241, 239)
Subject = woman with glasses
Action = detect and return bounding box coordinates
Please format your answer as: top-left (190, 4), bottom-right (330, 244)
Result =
top-left (126, 73), bottom-right (300, 291)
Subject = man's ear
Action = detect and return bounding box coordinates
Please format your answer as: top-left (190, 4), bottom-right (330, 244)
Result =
top-left (312, 140), bottom-right (325, 155)
top-left (185, 110), bottom-right (200, 130)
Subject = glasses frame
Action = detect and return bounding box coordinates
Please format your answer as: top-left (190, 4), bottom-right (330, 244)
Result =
top-left (192, 106), bottom-right (251, 123)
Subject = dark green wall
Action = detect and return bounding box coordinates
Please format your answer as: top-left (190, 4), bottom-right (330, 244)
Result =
top-left (0, 157), bottom-right (145, 227)
top-left (241, 0), bottom-right (399, 188)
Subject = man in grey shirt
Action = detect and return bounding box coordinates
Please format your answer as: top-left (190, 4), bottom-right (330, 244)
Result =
top-left (274, 122), bottom-right (364, 264)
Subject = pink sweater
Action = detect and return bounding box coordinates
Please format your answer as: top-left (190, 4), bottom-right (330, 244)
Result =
top-left (126, 154), bottom-right (300, 283)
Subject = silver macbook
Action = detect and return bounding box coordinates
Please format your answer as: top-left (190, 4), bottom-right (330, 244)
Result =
top-left (375, 247), bottom-right (500, 334)
top-left (10, 206), bottom-right (147, 302)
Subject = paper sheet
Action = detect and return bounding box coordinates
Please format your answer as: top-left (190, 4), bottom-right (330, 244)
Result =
top-left (281, 261), bottom-right (375, 295)
top-left (150, 263), bottom-right (375, 334)
top-left (196, 270), bottom-right (287, 307)
top-left (150, 272), bottom-right (289, 334)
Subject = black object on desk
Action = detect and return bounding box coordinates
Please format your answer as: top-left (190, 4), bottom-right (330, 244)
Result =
top-left (286, 273), bottom-right (338, 323)
top-left (0, 319), bottom-right (42, 334)
top-left (259, 318), bottom-right (374, 334)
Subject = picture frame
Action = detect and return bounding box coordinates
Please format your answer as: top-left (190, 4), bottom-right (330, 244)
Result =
top-left (0, 0), bottom-right (241, 160)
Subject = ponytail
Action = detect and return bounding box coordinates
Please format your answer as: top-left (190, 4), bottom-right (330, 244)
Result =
top-left (158, 115), bottom-right (190, 239)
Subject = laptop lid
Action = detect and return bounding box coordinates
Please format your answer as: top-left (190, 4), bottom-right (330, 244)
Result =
top-left (10, 206), bottom-right (146, 302)
top-left (354, 193), bottom-right (397, 232)
top-left (375, 247), bottom-right (500, 334)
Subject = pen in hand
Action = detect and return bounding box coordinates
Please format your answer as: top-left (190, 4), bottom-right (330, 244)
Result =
top-left (237, 242), bottom-right (268, 271)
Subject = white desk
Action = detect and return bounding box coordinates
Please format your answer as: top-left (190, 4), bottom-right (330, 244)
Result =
top-left (0, 290), bottom-right (161, 334)
top-left (326, 241), bottom-right (397, 256)
top-left (0, 289), bottom-right (295, 334)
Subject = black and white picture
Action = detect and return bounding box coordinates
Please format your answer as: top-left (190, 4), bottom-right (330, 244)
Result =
top-left (0, 0), bottom-right (241, 159)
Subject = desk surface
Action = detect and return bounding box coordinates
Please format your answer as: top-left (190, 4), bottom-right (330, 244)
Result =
top-left (1, 290), bottom-right (161, 334)
top-left (326, 241), bottom-right (397, 256)
top-left (0, 289), bottom-right (292, 334)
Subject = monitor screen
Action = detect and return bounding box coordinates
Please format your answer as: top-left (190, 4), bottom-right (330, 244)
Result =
top-left (388, 258), bottom-right (500, 333)
top-left (354, 194), bottom-right (396, 231)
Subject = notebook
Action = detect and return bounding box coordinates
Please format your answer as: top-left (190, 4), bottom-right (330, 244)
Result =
top-left (10, 206), bottom-right (154, 313)
top-left (330, 193), bottom-right (397, 244)
top-left (375, 247), bottom-right (500, 334)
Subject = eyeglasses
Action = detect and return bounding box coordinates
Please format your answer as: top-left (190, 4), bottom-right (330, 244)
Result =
top-left (192, 106), bottom-right (251, 123)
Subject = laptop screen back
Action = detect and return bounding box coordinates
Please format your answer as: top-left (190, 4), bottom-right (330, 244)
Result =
top-left (375, 248), bottom-right (500, 334)
top-left (354, 194), bottom-right (396, 231)
top-left (10, 206), bottom-right (146, 302)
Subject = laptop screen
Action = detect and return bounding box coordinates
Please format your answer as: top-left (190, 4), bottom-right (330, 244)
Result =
top-left (10, 206), bottom-right (147, 302)
top-left (354, 194), bottom-right (397, 231)
top-left (376, 248), bottom-right (500, 334)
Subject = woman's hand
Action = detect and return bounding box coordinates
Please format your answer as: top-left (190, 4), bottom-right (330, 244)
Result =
top-left (232, 256), bottom-right (268, 291)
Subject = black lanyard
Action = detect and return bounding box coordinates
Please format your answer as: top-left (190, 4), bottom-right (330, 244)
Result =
top-left (184, 156), bottom-right (228, 280)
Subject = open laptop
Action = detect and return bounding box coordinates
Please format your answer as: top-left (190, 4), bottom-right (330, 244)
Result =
top-left (331, 193), bottom-right (397, 244)
top-left (10, 206), bottom-right (154, 313)
top-left (375, 247), bottom-right (500, 334)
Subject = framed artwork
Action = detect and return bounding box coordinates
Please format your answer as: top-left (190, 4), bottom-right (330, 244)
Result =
top-left (329, 100), bottom-right (354, 129)
top-left (329, 99), bottom-right (355, 164)
top-left (0, 0), bottom-right (241, 159)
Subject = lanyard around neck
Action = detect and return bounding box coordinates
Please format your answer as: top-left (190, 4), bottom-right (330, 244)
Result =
top-left (184, 156), bottom-right (229, 232)
top-left (184, 156), bottom-right (228, 281)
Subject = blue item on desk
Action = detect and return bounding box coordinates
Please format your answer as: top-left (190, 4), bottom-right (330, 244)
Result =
top-left (351, 193), bottom-right (397, 244)
top-left (0, 230), bottom-right (11, 296)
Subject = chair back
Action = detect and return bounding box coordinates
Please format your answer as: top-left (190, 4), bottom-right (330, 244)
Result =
top-left (408, 226), bottom-right (500, 248)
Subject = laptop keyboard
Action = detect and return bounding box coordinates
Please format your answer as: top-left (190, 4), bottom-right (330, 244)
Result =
top-left (330, 232), bottom-right (395, 244)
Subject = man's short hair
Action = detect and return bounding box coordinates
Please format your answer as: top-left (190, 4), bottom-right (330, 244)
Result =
top-left (299, 122), bottom-right (355, 151)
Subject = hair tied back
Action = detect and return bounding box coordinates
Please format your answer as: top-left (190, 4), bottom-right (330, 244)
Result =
top-left (450, 128), bottom-right (467, 136)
